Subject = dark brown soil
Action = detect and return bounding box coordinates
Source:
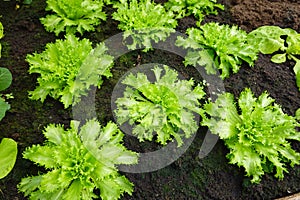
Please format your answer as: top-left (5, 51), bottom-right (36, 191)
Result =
top-left (0, 0), bottom-right (300, 199)
top-left (230, 0), bottom-right (300, 32)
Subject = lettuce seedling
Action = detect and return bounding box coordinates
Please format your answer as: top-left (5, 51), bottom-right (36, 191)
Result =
top-left (27, 34), bottom-right (113, 108)
top-left (201, 88), bottom-right (300, 183)
top-left (18, 119), bottom-right (138, 200)
top-left (112, 0), bottom-right (177, 51)
top-left (165, 0), bottom-right (224, 22)
top-left (40, 0), bottom-right (106, 36)
top-left (176, 22), bottom-right (258, 79)
top-left (115, 65), bottom-right (205, 147)
top-left (248, 26), bottom-right (300, 89)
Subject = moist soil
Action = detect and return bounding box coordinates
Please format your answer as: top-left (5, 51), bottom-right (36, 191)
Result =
top-left (0, 0), bottom-right (300, 199)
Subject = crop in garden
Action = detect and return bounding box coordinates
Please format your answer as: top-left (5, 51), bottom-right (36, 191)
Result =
top-left (114, 64), bottom-right (205, 147)
top-left (18, 119), bottom-right (138, 200)
top-left (40, 0), bottom-right (107, 36)
top-left (201, 88), bottom-right (300, 183)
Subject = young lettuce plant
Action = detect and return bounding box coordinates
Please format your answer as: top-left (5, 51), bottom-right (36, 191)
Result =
top-left (201, 88), bottom-right (300, 183)
top-left (112, 0), bottom-right (177, 51)
top-left (114, 65), bottom-right (205, 147)
top-left (176, 22), bottom-right (258, 79)
top-left (27, 34), bottom-right (113, 108)
top-left (248, 26), bottom-right (300, 89)
top-left (18, 119), bottom-right (138, 200)
top-left (164, 0), bottom-right (224, 23)
top-left (40, 0), bottom-right (106, 36)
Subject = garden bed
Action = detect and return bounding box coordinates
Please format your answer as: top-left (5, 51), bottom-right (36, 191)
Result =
top-left (0, 0), bottom-right (300, 199)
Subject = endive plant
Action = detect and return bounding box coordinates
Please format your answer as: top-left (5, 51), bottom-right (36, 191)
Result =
top-left (165, 0), bottom-right (224, 22)
top-left (176, 22), bottom-right (258, 79)
top-left (112, 0), bottom-right (177, 51)
top-left (18, 119), bottom-right (138, 200)
top-left (27, 34), bottom-right (113, 108)
top-left (201, 88), bottom-right (300, 183)
top-left (115, 65), bottom-right (205, 147)
top-left (40, 0), bottom-right (106, 36)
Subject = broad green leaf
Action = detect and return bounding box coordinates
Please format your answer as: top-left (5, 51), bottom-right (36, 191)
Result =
top-left (294, 60), bottom-right (300, 89)
top-left (0, 97), bottom-right (10, 121)
top-left (248, 26), bottom-right (286, 54)
top-left (296, 108), bottom-right (300, 121)
top-left (258, 38), bottom-right (284, 54)
top-left (293, 59), bottom-right (300, 74)
top-left (271, 53), bottom-right (287, 63)
top-left (0, 138), bottom-right (17, 179)
top-left (286, 30), bottom-right (300, 55)
top-left (0, 67), bottom-right (12, 91)
top-left (0, 22), bottom-right (3, 39)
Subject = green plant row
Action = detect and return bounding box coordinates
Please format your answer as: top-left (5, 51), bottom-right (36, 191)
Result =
top-left (38, 0), bottom-right (300, 81)
top-left (0, 22), bottom-right (17, 181)
top-left (32, 0), bottom-right (300, 81)
top-left (0, 70), bottom-right (17, 181)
